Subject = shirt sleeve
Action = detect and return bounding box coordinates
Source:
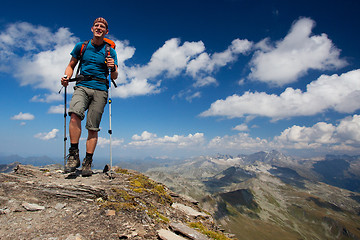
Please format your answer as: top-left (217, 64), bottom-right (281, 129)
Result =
top-left (70, 42), bottom-right (83, 60)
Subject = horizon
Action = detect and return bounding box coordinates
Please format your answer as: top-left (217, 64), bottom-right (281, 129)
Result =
top-left (1, 0), bottom-right (360, 160)
top-left (1, 149), bottom-right (359, 176)
top-left (1, 148), bottom-right (358, 163)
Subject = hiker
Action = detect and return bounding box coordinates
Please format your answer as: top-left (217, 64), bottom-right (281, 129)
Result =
top-left (61, 17), bottom-right (118, 176)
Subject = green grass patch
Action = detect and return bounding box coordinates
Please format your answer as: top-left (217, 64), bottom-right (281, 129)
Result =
top-left (188, 222), bottom-right (233, 240)
top-left (129, 174), bottom-right (173, 204)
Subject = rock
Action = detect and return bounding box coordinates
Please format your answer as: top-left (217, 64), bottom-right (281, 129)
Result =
top-left (65, 234), bottom-right (84, 240)
top-left (0, 164), bottom-right (228, 240)
top-left (157, 229), bottom-right (187, 240)
top-left (172, 203), bottom-right (208, 218)
top-left (103, 164), bottom-right (110, 173)
top-left (170, 222), bottom-right (209, 240)
top-left (22, 202), bottom-right (45, 211)
top-left (54, 203), bottom-right (67, 210)
top-left (180, 194), bottom-right (199, 205)
top-left (0, 208), bottom-right (11, 215)
top-left (105, 209), bottom-right (116, 216)
top-left (169, 192), bottom-right (180, 197)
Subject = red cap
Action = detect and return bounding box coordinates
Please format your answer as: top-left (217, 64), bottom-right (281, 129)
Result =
top-left (93, 17), bottom-right (108, 29)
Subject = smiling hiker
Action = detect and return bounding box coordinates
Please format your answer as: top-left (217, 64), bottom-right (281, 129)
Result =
top-left (61, 17), bottom-right (118, 176)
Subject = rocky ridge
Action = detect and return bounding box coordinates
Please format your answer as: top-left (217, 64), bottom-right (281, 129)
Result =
top-left (0, 164), bottom-right (234, 240)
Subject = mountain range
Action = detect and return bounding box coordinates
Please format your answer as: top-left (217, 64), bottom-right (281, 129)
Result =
top-left (145, 150), bottom-right (360, 239)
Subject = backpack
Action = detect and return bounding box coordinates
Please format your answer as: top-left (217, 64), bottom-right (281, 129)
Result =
top-left (75, 38), bottom-right (116, 78)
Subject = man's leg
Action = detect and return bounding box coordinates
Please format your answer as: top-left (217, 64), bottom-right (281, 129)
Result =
top-left (82, 130), bottom-right (98, 177)
top-left (69, 113), bottom-right (82, 144)
top-left (65, 113), bottom-right (82, 173)
top-left (65, 86), bottom-right (89, 173)
top-left (82, 89), bottom-right (107, 176)
top-left (86, 130), bottom-right (98, 154)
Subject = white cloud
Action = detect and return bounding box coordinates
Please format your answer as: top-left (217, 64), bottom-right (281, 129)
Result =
top-left (172, 89), bottom-right (202, 102)
top-left (249, 17), bottom-right (347, 86)
top-left (31, 93), bottom-right (63, 103)
top-left (336, 115), bottom-right (360, 143)
top-left (113, 39), bottom-right (136, 84)
top-left (34, 129), bottom-right (59, 140)
top-left (185, 91), bottom-right (202, 102)
top-left (119, 38), bottom-right (252, 98)
top-left (116, 38), bottom-right (206, 98)
top-left (11, 112), bottom-right (35, 120)
top-left (48, 104), bottom-right (65, 114)
top-left (0, 22), bottom-right (151, 100)
top-left (193, 76), bottom-right (218, 88)
top-left (233, 123), bottom-right (249, 132)
top-left (106, 116), bottom-right (360, 157)
top-left (237, 78), bottom-right (245, 85)
top-left (132, 131), bottom-right (157, 141)
top-left (275, 115), bottom-right (360, 150)
top-left (97, 137), bottom-right (124, 148)
top-left (128, 131), bottom-right (205, 148)
top-left (15, 44), bottom-right (76, 92)
top-left (276, 122), bottom-right (336, 146)
top-left (208, 133), bottom-right (272, 153)
top-left (187, 39), bottom-right (253, 87)
top-left (201, 69), bottom-right (360, 120)
top-left (113, 78), bottom-right (162, 98)
top-left (0, 22), bottom-right (79, 96)
top-left (0, 22), bottom-right (135, 99)
top-left (127, 38), bottom-right (205, 80)
top-left (204, 115), bottom-right (360, 155)
top-left (1, 22), bottom-right (253, 100)
top-left (0, 22), bottom-right (71, 56)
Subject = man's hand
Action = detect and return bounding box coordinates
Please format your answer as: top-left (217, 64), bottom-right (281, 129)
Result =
top-left (61, 75), bottom-right (69, 87)
top-left (106, 57), bottom-right (116, 71)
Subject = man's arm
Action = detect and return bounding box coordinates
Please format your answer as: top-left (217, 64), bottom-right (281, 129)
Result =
top-left (61, 57), bottom-right (78, 86)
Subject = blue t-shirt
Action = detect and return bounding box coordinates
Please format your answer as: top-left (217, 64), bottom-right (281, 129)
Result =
top-left (71, 41), bottom-right (118, 91)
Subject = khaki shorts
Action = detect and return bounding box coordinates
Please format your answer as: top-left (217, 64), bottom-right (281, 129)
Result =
top-left (68, 86), bottom-right (108, 132)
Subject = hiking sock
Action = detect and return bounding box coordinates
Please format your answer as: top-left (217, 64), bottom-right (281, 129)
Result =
top-left (70, 143), bottom-right (79, 150)
top-left (85, 152), bottom-right (93, 160)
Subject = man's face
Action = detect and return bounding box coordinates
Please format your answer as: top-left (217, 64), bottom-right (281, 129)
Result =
top-left (91, 22), bottom-right (108, 38)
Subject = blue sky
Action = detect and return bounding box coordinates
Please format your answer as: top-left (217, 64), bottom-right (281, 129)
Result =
top-left (1, 0), bottom-right (360, 161)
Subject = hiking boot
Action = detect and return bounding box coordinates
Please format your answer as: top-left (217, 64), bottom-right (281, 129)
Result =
top-left (64, 149), bottom-right (80, 173)
top-left (82, 157), bottom-right (93, 177)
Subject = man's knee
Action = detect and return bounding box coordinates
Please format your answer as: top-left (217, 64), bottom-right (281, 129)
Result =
top-left (70, 113), bottom-right (81, 122)
top-left (88, 129), bottom-right (98, 138)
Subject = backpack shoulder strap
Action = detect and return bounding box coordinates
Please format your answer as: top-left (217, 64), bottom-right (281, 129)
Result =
top-left (80, 40), bottom-right (90, 59)
top-left (75, 40), bottom-right (90, 78)
top-left (105, 43), bottom-right (111, 58)
top-left (104, 38), bottom-right (115, 58)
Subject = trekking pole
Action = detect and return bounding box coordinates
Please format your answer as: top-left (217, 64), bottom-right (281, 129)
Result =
top-left (59, 75), bottom-right (68, 172)
top-left (105, 53), bottom-right (117, 178)
top-left (63, 85), bottom-right (67, 171)
top-left (108, 68), bottom-right (113, 177)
